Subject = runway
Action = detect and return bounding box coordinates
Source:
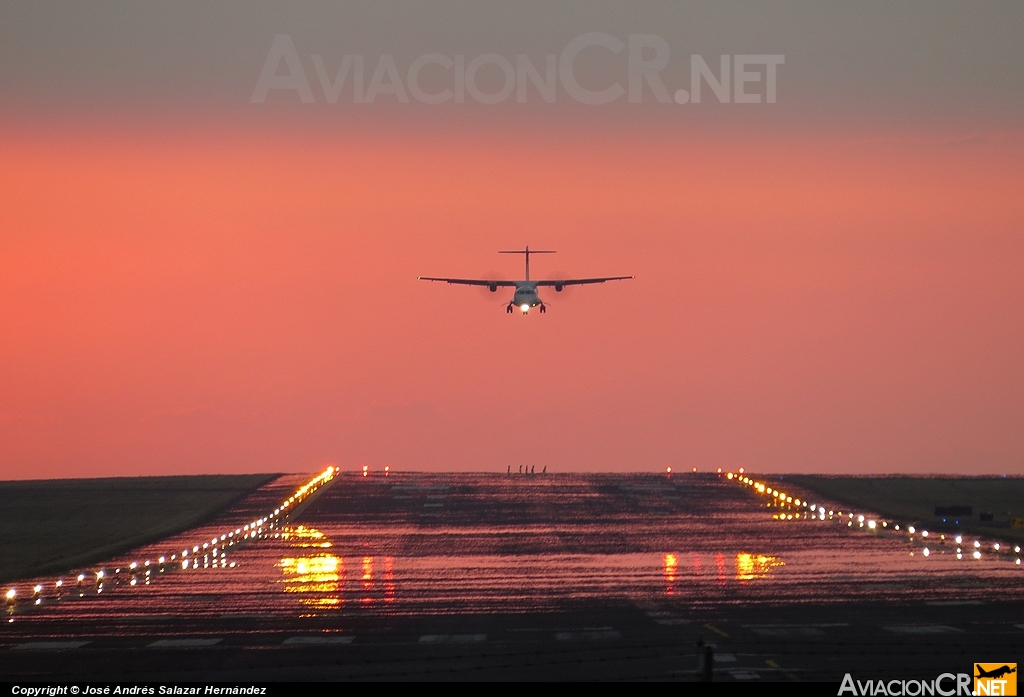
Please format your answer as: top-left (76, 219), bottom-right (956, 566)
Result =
top-left (3, 472), bottom-right (1023, 681)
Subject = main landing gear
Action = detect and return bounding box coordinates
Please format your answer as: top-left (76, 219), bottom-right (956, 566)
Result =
top-left (506, 303), bottom-right (514, 313)
top-left (539, 304), bottom-right (547, 313)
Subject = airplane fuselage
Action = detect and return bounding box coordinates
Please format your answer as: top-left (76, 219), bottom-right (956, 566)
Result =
top-left (512, 282), bottom-right (542, 312)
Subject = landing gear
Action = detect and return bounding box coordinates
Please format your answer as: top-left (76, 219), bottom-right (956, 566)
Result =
top-left (506, 303), bottom-right (514, 313)
top-left (539, 304), bottom-right (547, 314)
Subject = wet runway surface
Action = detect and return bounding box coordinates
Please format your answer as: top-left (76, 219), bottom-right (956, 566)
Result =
top-left (4, 472), bottom-right (1024, 681)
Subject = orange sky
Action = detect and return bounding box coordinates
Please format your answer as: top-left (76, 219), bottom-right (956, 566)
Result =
top-left (1, 110), bottom-right (1022, 478)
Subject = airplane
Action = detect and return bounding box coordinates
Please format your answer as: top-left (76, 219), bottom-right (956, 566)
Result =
top-left (976, 666), bottom-right (1017, 680)
top-left (418, 247), bottom-right (634, 314)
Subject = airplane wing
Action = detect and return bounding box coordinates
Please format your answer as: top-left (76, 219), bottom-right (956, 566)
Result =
top-left (534, 276), bottom-right (634, 287)
top-left (418, 277), bottom-right (518, 287)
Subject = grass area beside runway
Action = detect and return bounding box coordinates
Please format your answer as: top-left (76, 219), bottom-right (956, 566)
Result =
top-left (0, 474), bottom-right (277, 584)
top-left (785, 475), bottom-right (1024, 545)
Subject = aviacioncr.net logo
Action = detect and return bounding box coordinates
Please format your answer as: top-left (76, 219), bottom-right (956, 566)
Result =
top-left (975, 664), bottom-right (1017, 696)
top-left (838, 673), bottom-right (973, 696)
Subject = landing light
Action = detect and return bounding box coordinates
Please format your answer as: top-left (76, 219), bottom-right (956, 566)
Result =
top-left (520, 304), bottom-right (530, 312)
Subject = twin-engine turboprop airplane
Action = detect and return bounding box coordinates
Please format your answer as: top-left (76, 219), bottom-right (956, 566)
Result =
top-left (418, 247), bottom-right (634, 314)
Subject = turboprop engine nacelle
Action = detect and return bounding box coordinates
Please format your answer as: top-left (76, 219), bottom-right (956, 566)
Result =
top-left (489, 283), bottom-right (498, 292)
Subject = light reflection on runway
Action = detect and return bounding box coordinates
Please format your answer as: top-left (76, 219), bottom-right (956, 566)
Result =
top-left (6, 472), bottom-right (1024, 638)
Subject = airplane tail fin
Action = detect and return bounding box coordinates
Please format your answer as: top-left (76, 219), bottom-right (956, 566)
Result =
top-left (498, 246), bottom-right (555, 280)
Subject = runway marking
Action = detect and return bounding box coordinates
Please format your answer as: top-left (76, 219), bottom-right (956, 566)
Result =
top-left (283, 635), bottom-right (355, 645)
top-left (13, 641), bottom-right (90, 650)
top-left (765, 659), bottom-right (780, 668)
top-left (730, 670), bottom-right (761, 680)
top-left (715, 652), bottom-right (737, 662)
top-left (883, 625), bottom-right (962, 634)
top-left (419, 634), bottom-right (487, 643)
top-left (555, 630), bottom-right (622, 641)
top-left (148, 638), bottom-right (223, 648)
top-left (744, 624), bottom-right (848, 637)
top-left (423, 503), bottom-right (444, 508)
top-left (744, 623), bottom-right (849, 628)
top-left (704, 623), bottom-right (730, 638)
top-left (925, 600), bottom-right (984, 606)
top-left (646, 610), bottom-right (688, 625)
